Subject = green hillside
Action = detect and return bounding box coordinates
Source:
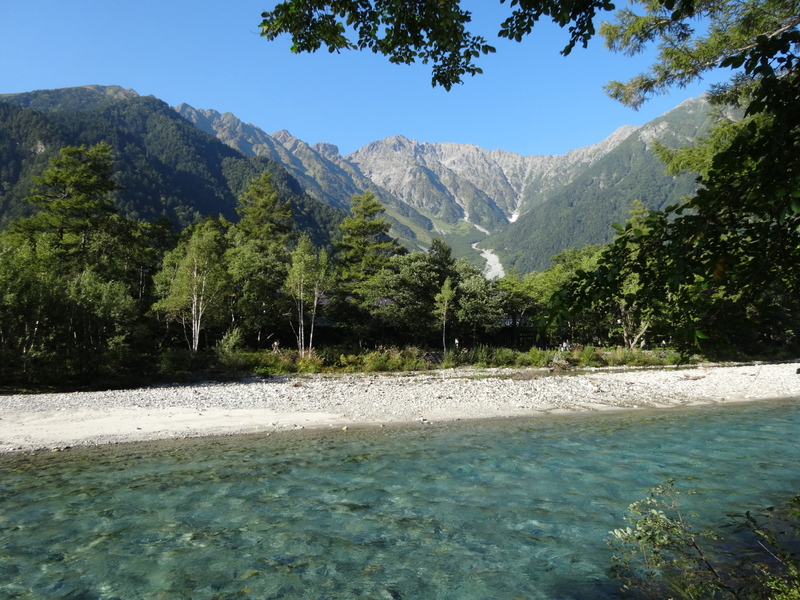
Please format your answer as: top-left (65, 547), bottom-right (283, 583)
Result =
top-left (1, 86), bottom-right (724, 271)
top-left (483, 99), bottom-right (717, 273)
top-left (0, 88), bottom-right (344, 246)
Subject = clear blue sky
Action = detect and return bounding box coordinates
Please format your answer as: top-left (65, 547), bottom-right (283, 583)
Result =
top-left (1, 1), bottom-right (723, 157)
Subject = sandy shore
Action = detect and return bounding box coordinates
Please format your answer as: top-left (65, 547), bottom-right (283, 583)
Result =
top-left (1, 361), bottom-right (798, 453)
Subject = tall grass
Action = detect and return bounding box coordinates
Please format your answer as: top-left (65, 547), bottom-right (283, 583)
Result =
top-left (209, 343), bottom-right (695, 377)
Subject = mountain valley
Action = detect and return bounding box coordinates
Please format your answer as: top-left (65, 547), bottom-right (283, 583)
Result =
top-left (0, 85), bottom-right (715, 274)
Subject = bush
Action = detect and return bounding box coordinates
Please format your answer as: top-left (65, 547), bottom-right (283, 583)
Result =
top-left (295, 350), bottom-right (324, 373)
top-left (492, 347), bottom-right (518, 367)
top-left (442, 348), bottom-right (462, 368)
top-left (215, 328), bottom-right (252, 372)
top-left (662, 350), bottom-right (685, 365)
top-left (252, 349), bottom-right (298, 375)
top-left (159, 348), bottom-right (214, 374)
top-left (528, 347), bottom-right (556, 367)
top-left (396, 346), bottom-right (430, 371)
top-left (363, 349), bottom-right (390, 372)
top-left (606, 347), bottom-right (635, 366)
top-left (579, 345), bottom-right (606, 367)
top-left (627, 351), bottom-right (664, 367)
top-left (609, 481), bottom-right (800, 600)
top-left (514, 351), bottom-right (534, 367)
top-left (464, 344), bottom-right (492, 367)
top-left (337, 353), bottom-right (363, 372)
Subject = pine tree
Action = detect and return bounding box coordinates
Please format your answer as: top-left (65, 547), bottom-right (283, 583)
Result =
top-left (335, 192), bottom-right (402, 287)
top-left (13, 143), bottom-right (119, 268)
top-left (225, 172), bottom-right (294, 344)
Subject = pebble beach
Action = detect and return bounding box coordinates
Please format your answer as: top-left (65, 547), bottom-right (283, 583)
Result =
top-left (1, 361), bottom-right (798, 453)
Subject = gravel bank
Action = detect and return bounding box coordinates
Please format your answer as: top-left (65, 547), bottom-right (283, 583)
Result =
top-left (1, 362), bottom-right (798, 453)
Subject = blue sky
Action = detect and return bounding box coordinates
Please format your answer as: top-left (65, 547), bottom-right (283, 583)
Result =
top-left (2, 1), bottom-right (723, 157)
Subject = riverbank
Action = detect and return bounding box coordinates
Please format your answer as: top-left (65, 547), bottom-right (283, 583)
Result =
top-left (1, 362), bottom-right (798, 453)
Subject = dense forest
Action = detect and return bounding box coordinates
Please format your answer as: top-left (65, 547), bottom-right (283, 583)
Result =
top-left (2, 9), bottom-right (799, 387)
top-left (0, 94), bottom-right (344, 244)
top-left (0, 139), bottom-right (796, 388)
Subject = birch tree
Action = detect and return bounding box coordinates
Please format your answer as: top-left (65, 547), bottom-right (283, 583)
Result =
top-left (454, 260), bottom-right (504, 346)
top-left (433, 277), bottom-right (455, 353)
top-left (154, 220), bottom-right (231, 352)
top-left (284, 235), bottom-right (332, 355)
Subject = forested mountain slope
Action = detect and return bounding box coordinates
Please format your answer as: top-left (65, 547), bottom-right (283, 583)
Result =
top-left (482, 97), bottom-right (716, 272)
top-left (1, 85), bottom-right (717, 272)
top-left (346, 97), bottom-right (716, 272)
top-left (177, 94), bottom-right (716, 271)
top-left (175, 104), bottom-right (436, 250)
top-left (0, 87), bottom-right (344, 246)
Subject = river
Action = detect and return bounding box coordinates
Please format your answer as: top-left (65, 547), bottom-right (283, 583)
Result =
top-left (1, 398), bottom-right (798, 598)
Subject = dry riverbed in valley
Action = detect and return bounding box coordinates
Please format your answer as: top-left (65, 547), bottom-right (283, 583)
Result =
top-left (1, 361), bottom-right (798, 453)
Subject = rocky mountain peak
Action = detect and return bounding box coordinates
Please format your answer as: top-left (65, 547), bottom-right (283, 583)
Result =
top-left (344, 121), bottom-right (649, 232)
top-left (175, 104), bottom-right (221, 134)
top-left (312, 142), bottom-right (342, 160)
top-left (271, 130), bottom-right (298, 144)
top-left (168, 91), bottom-right (711, 272)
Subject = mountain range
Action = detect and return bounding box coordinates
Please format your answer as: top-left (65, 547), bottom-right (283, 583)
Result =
top-left (0, 85), bottom-right (716, 274)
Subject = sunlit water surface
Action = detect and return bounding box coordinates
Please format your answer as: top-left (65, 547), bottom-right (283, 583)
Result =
top-left (1, 398), bottom-right (799, 599)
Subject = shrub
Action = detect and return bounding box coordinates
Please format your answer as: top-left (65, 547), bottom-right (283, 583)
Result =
top-left (465, 344), bottom-right (492, 367)
top-left (606, 347), bottom-right (635, 366)
top-left (337, 353), bottom-right (363, 372)
top-left (609, 481), bottom-right (800, 600)
top-left (395, 346), bottom-right (429, 371)
top-left (514, 351), bottom-right (534, 367)
top-left (628, 351), bottom-right (662, 367)
top-left (159, 348), bottom-right (212, 374)
top-left (215, 328), bottom-right (253, 372)
top-left (442, 348), bottom-right (461, 368)
top-left (363, 349), bottom-right (391, 372)
top-left (384, 346), bottom-right (405, 371)
top-left (492, 347), bottom-right (518, 367)
top-left (252, 349), bottom-right (298, 375)
top-left (579, 345), bottom-right (606, 367)
top-left (295, 350), bottom-right (324, 373)
top-left (528, 347), bottom-right (556, 367)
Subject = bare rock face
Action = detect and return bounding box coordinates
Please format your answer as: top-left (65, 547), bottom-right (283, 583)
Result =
top-left (174, 100), bottom-right (652, 237)
top-left (345, 125), bottom-right (640, 233)
top-left (173, 95), bottom-right (714, 272)
top-left (175, 105), bottom-right (379, 211)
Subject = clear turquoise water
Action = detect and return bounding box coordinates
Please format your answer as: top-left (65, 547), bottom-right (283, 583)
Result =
top-left (1, 399), bottom-right (799, 599)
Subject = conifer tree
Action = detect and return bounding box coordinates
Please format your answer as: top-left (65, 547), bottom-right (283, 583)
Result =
top-left (225, 172), bottom-right (294, 344)
top-left (233, 171), bottom-right (293, 249)
top-left (335, 192), bottom-right (402, 286)
top-left (13, 143), bottom-right (119, 268)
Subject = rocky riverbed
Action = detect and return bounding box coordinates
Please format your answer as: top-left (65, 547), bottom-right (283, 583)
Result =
top-left (1, 362), bottom-right (798, 453)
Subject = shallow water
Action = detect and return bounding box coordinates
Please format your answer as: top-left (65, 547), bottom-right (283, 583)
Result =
top-left (1, 399), bottom-right (799, 599)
